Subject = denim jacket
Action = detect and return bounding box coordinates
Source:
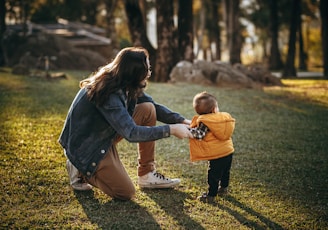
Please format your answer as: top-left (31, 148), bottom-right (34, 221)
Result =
top-left (58, 88), bottom-right (185, 177)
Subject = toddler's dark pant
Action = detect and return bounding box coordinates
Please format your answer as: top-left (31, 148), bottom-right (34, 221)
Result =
top-left (207, 153), bottom-right (233, 196)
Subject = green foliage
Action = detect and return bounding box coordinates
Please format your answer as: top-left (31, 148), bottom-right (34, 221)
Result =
top-left (0, 69), bottom-right (327, 229)
top-left (119, 38), bottom-right (133, 49)
top-left (30, 1), bottom-right (62, 23)
top-left (30, 0), bottom-right (100, 24)
top-left (308, 28), bottom-right (323, 68)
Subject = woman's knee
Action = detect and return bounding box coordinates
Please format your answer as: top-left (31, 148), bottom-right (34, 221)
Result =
top-left (135, 102), bottom-right (155, 115)
top-left (113, 185), bottom-right (136, 201)
top-left (133, 102), bottom-right (156, 126)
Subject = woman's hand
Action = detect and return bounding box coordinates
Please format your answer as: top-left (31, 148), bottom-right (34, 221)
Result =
top-left (182, 119), bottom-right (191, 125)
top-left (169, 124), bottom-right (193, 139)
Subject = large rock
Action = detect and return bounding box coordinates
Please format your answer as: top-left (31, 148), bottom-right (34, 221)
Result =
top-left (169, 61), bottom-right (211, 84)
top-left (12, 64), bottom-right (30, 75)
top-left (170, 60), bottom-right (282, 88)
top-left (7, 32), bottom-right (108, 71)
top-left (234, 63), bottom-right (283, 86)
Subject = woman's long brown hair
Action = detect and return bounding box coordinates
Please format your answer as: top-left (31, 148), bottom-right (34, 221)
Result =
top-left (80, 47), bottom-right (150, 106)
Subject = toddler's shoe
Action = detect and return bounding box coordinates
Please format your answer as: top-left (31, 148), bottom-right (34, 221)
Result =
top-left (197, 192), bottom-right (215, 203)
top-left (217, 186), bottom-right (228, 196)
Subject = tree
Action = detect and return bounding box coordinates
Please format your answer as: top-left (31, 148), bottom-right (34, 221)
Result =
top-left (123, 0), bottom-right (153, 49)
top-left (299, 0), bottom-right (322, 72)
top-left (155, 0), bottom-right (177, 82)
top-left (195, 0), bottom-right (207, 60)
top-left (282, 0), bottom-right (300, 78)
top-left (123, 0), bottom-right (156, 78)
top-left (196, 0), bottom-right (221, 61)
top-left (178, 0), bottom-right (194, 62)
top-left (104, 0), bottom-right (119, 50)
top-left (268, 0), bottom-right (283, 70)
top-left (223, 0), bottom-right (242, 64)
top-left (298, 2), bottom-right (307, 71)
top-left (320, 0), bottom-right (328, 78)
top-left (0, 0), bottom-right (6, 66)
top-left (30, 0), bottom-right (61, 23)
top-left (81, 0), bottom-right (101, 25)
top-left (61, 0), bottom-right (83, 21)
top-left (208, 0), bottom-right (222, 60)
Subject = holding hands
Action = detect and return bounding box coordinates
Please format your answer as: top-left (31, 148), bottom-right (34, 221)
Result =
top-left (169, 121), bottom-right (193, 139)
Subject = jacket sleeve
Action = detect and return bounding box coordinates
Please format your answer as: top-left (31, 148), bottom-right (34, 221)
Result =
top-left (98, 92), bottom-right (170, 142)
top-left (137, 93), bottom-right (186, 124)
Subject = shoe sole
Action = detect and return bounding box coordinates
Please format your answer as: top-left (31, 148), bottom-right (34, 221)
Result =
top-left (71, 185), bottom-right (93, 191)
top-left (138, 181), bottom-right (180, 189)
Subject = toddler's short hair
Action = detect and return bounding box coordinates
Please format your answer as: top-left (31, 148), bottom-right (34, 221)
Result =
top-left (193, 91), bottom-right (218, 115)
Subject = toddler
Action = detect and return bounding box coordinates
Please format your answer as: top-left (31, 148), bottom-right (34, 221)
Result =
top-left (189, 92), bottom-right (235, 203)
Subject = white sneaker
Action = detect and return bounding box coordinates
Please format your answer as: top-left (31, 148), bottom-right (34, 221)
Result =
top-left (138, 171), bottom-right (180, 189)
top-left (71, 180), bottom-right (93, 191)
top-left (66, 159), bottom-right (92, 191)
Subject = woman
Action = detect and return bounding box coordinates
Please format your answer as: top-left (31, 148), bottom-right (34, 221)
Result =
top-left (59, 47), bottom-right (192, 200)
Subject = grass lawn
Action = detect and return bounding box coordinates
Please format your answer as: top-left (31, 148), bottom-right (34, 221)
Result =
top-left (0, 69), bottom-right (327, 229)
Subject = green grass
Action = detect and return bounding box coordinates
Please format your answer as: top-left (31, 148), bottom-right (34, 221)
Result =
top-left (1, 69), bottom-right (327, 229)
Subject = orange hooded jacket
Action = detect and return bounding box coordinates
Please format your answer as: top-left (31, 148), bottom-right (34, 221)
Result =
top-left (189, 112), bottom-right (235, 162)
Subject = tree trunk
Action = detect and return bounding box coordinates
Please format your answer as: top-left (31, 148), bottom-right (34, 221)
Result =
top-left (155, 0), bottom-right (177, 82)
top-left (21, 1), bottom-right (29, 36)
top-left (282, 0), bottom-right (300, 78)
top-left (83, 1), bottom-right (99, 25)
top-left (104, 0), bottom-right (119, 50)
top-left (124, 0), bottom-right (156, 78)
top-left (262, 39), bottom-right (267, 59)
top-left (268, 0), bottom-right (283, 70)
top-left (320, 0), bottom-right (328, 78)
top-left (298, 3), bottom-right (307, 71)
top-left (223, 0), bottom-right (230, 42)
top-left (226, 0), bottom-right (241, 64)
top-left (0, 0), bottom-right (6, 66)
top-left (196, 4), bottom-right (206, 58)
top-left (209, 0), bottom-right (221, 60)
top-left (178, 0), bottom-right (194, 62)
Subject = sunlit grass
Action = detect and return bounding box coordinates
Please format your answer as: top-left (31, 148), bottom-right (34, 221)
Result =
top-left (264, 79), bottom-right (328, 107)
top-left (1, 69), bottom-right (327, 229)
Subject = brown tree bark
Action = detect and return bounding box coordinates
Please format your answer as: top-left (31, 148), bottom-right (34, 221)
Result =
top-left (155, 0), bottom-right (177, 82)
top-left (123, 0), bottom-right (156, 79)
top-left (104, 0), bottom-right (119, 50)
top-left (210, 0), bottom-right (221, 60)
top-left (298, 2), bottom-right (307, 71)
top-left (0, 0), bottom-right (6, 66)
top-left (268, 0), bottom-right (283, 70)
top-left (320, 0), bottom-right (328, 78)
top-left (178, 0), bottom-right (193, 62)
top-left (224, 0), bottom-right (241, 64)
top-left (195, 2), bottom-right (206, 59)
top-left (282, 0), bottom-right (300, 78)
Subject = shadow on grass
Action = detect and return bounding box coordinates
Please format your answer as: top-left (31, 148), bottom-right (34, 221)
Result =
top-left (143, 188), bottom-right (206, 230)
top-left (74, 190), bottom-right (161, 229)
top-left (216, 195), bottom-right (284, 230)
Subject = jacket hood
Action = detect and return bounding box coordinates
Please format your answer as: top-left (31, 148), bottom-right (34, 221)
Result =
top-left (191, 112), bottom-right (235, 140)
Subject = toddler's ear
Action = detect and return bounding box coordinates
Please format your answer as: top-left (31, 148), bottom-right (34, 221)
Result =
top-left (213, 106), bottom-right (219, 113)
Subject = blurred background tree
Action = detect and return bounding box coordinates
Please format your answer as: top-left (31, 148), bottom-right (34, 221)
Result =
top-left (320, 0), bottom-right (328, 77)
top-left (0, 0), bottom-right (326, 80)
